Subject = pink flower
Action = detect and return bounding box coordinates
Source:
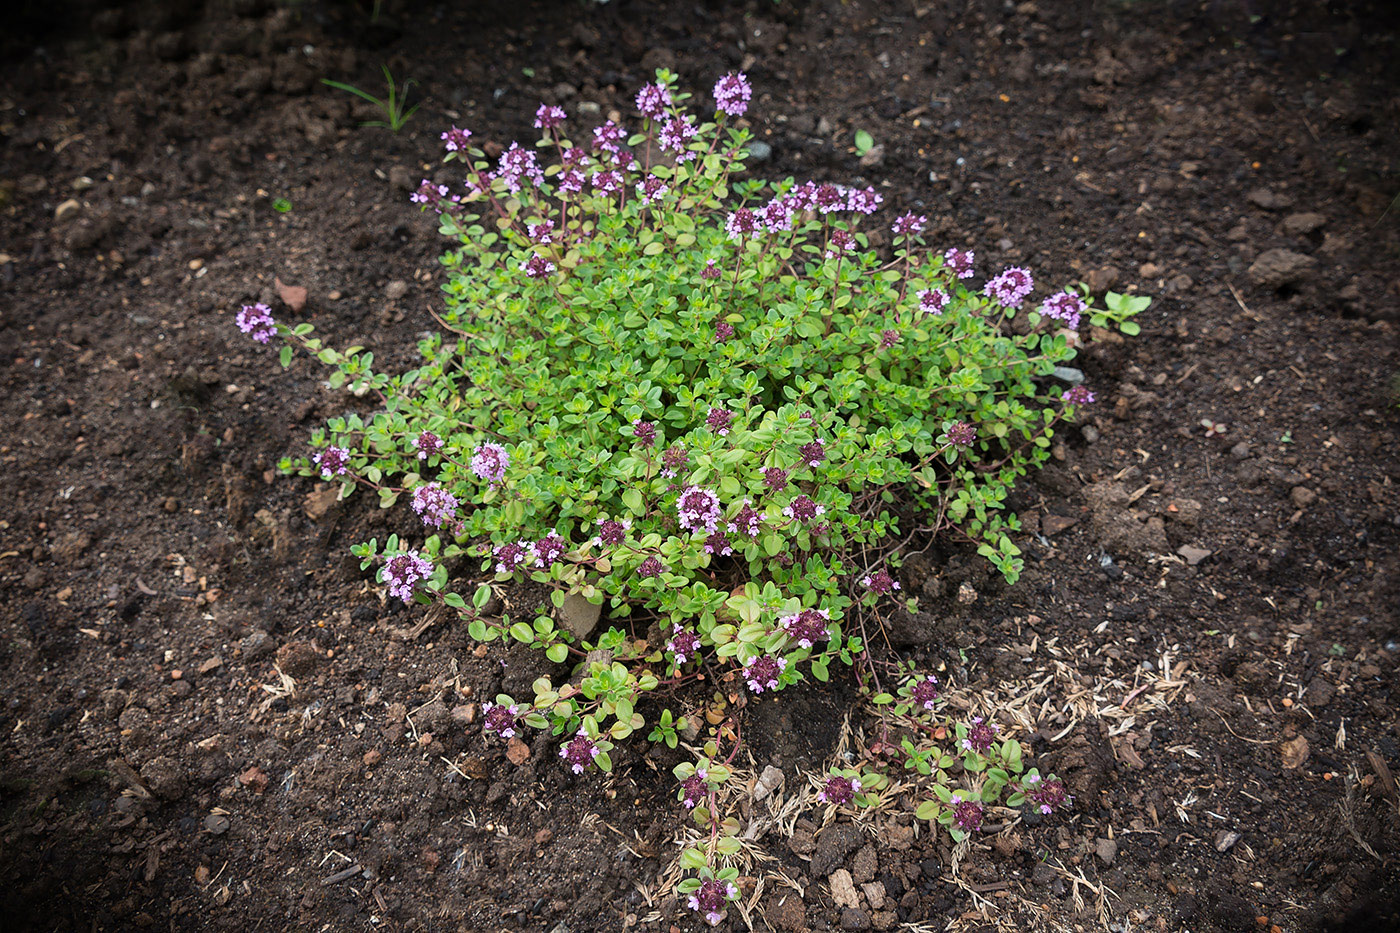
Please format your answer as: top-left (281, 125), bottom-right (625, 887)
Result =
top-left (743, 654), bottom-right (787, 693)
top-left (725, 207), bottom-right (760, 240)
top-left (917, 288), bottom-right (949, 315)
top-left (817, 774), bottom-right (862, 805)
top-left (559, 728), bottom-right (600, 774)
top-left (860, 569), bottom-right (900, 595)
top-left (533, 103), bottom-right (566, 129)
top-left (413, 431), bottom-right (444, 460)
top-left (520, 255), bottom-right (556, 278)
top-left (411, 483), bottom-right (459, 528)
top-left (635, 82), bottom-right (671, 119)
top-left (235, 302), bottom-right (276, 344)
top-left (713, 72), bottom-right (752, 116)
top-left (891, 212), bottom-right (927, 237)
top-left (470, 442), bottom-right (509, 484)
top-left (780, 608), bottom-right (831, 649)
top-left (943, 247), bottom-right (975, 279)
top-left (313, 445), bottom-right (350, 479)
top-left (984, 266), bottom-right (1035, 308)
top-left (382, 550), bottom-right (432, 602)
top-left (677, 486), bottom-right (722, 534)
top-left (1063, 386), bottom-right (1096, 406)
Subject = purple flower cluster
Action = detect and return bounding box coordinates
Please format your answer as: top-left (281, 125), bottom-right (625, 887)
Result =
top-left (962, 717), bottom-right (1000, 754)
top-left (743, 654), bottom-right (787, 693)
top-left (481, 701), bottom-right (521, 739)
top-left (593, 170), bottom-right (622, 195)
top-left (945, 421), bottom-right (977, 448)
top-left (680, 772), bottom-right (707, 808)
top-left (411, 483), bottom-right (459, 528)
top-left (780, 608), bottom-right (831, 649)
top-left (635, 82), bottom-right (672, 119)
top-left (410, 179), bottom-right (449, 205)
top-left (668, 624), bottom-right (702, 664)
top-left (917, 288), bottom-right (949, 316)
top-left (824, 228), bottom-right (854, 259)
top-left (1024, 774), bottom-right (1072, 815)
top-left (798, 439), bottom-right (825, 468)
top-left (492, 143), bottom-right (544, 194)
top-left (527, 220), bottom-right (554, 244)
top-left (382, 550), bottom-right (433, 602)
top-left (533, 103), bottom-right (566, 130)
top-left (592, 120), bottom-right (626, 153)
top-left (891, 212), bottom-right (927, 237)
top-left (727, 500), bottom-right (762, 537)
top-left (817, 774), bottom-right (861, 806)
top-left (520, 255), bottom-right (556, 278)
top-left (943, 247), bottom-right (975, 279)
top-left (701, 260), bottom-right (721, 280)
top-left (631, 419), bottom-right (657, 448)
top-left (713, 72), bottom-right (752, 116)
top-left (677, 486), bottom-right (723, 534)
top-left (440, 126), bottom-right (472, 152)
top-left (908, 674), bottom-right (939, 711)
top-left (313, 445), bottom-right (351, 480)
top-left (984, 266), bottom-right (1035, 309)
top-left (637, 556), bottom-right (666, 579)
top-left (782, 495), bottom-right (825, 524)
top-left (636, 174), bottom-right (670, 204)
top-left (1039, 290), bottom-right (1086, 330)
top-left (493, 540), bottom-right (529, 574)
top-left (559, 728), bottom-right (600, 774)
top-left (532, 530), bottom-right (568, 568)
top-left (705, 407), bottom-right (734, 436)
top-left (688, 879), bottom-right (738, 927)
top-left (714, 319), bottom-right (735, 341)
top-left (725, 207), bottom-right (760, 240)
top-left (659, 114), bottom-right (698, 161)
top-left (414, 430), bottom-right (444, 460)
top-left (860, 569), bottom-right (900, 595)
top-left (1063, 385), bottom-right (1096, 406)
top-left (236, 302), bottom-right (276, 344)
top-left (661, 445), bottom-right (688, 479)
top-left (762, 467), bottom-right (789, 490)
top-left (593, 518), bottom-right (630, 546)
top-left (470, 442), bottom-right (509, 484)
top-left (950, 793), bottom-right (985, 833)
top-left (703, 532), bottom-right (733, 556)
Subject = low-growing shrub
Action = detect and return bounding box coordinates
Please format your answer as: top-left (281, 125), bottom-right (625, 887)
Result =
top-left (238, 70), bottom-right (1140, 924)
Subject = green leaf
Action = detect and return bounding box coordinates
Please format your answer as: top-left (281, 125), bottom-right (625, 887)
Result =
top-left (509, 622), bottom-right (534, 643)
top-left (546, 643), bottom-right (569, 663)
top-left (854, 129), bottom-right (874, 154)
top-left (279, 345), bottom-right (293, 368)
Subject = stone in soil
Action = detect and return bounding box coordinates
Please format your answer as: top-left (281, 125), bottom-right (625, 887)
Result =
top-left (1095, 837), bottom-right (1118, 866)
top-left (558, 593), bottom-right (601, 640)
top-left (828, 868), bottom-right (860, 909)
top-left (1246, 187), bottom-right (1294, 210)
top-left (1282, 212), bottom-right (1326, 235)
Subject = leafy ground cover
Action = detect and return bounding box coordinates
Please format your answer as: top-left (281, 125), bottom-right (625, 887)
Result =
top-left (1, 1), bottom-right (1398, 931)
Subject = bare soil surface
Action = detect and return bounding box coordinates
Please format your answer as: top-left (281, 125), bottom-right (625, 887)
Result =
top-left (2, 1), bottom-right (1399, 931)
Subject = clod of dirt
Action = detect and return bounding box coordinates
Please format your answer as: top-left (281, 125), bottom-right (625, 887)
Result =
top-left (506, 737), bottom-right (530, 765)
top-left (240, 630), bottom-right (273, 660)
top-left (810, 822), bottom-right (863, 877)
top-left (1041, 718), bottom-right (1115, 807)
top-left (275, 641), bottom-right (324, 677)
top-left (764, 891), bottom-right (807, 931)
top-left (1290, 486), bottom-right (1318, 509)
top-left (838, 907), bottom-right (871, 931)
top-left (1094, 837), bottom-right (1118, 866)
top-left (385, 279), bottom-right (409, 300)
top-left (140, 755), bottom-right (187, 799)
top-left (1249, 249), bottom-right (1316, 289)
top-left (849, 844), bottom-right (878, 884)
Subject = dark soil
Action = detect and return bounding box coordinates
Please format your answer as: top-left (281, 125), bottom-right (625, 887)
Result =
top-left (3, 1), bottom-right (1400, 931)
